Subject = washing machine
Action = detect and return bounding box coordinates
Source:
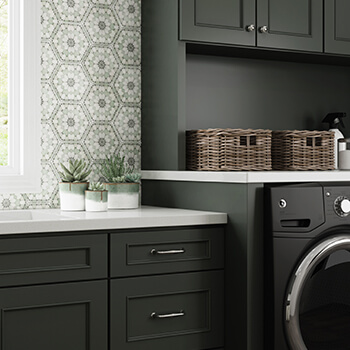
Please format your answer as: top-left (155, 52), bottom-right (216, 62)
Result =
top-left (264, 183), bottom-right (350, 350)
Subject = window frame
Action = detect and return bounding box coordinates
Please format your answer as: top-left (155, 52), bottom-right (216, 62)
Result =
top-left (0, 0), bottom-right (41, 193)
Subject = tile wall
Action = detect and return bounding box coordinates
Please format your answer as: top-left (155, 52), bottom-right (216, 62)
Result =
top-left (0, 0), bottom-right (141, 209)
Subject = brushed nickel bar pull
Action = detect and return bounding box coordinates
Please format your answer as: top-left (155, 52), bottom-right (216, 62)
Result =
top-left (151, 310), bottom-right (185, 319)
top-left (150, 248), bottom-right (185, 255)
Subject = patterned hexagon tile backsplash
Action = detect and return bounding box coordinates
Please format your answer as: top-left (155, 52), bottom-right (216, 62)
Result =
top-left (0, 0), bottom-right (141, 210)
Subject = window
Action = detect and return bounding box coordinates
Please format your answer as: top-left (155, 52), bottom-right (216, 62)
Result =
top-left (0, 0), bottom-right (41, 193)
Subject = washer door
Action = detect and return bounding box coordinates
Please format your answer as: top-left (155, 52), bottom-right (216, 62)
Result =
top-left (285, 235), bottom-right (350, 350)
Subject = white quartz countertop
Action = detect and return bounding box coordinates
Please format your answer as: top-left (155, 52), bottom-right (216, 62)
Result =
top-left (0, 206), bottom-right (227, 235)
top-left (141, 170), bottom-right (350, 183)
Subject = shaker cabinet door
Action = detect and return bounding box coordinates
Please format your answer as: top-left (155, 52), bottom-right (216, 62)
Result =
top-left (325, 0), bottom-right (350, 55)
top-left (180, 0), bottom-right (256, 46)
top-left (0, 281), bottom-right (107, 350)
top-left (257, 0), bottom-right (323, 52)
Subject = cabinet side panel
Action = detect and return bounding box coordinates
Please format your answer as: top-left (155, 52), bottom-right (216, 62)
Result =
top-left (141, 0), bottom-right (186, 170)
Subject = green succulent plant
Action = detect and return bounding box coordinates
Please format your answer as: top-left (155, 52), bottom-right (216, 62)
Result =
top-left (88, 182), bottom-right (105, 191)
top-left (101, 154), bottom-right (133, 183)
top-left (59, 160), bottom-right (91, 183)
top-left (125, 173), bottom-right (141, 183)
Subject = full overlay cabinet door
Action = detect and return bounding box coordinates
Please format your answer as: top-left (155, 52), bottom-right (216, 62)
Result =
top-left (0, 280), bottom-right (108, 350)
top-left (325, 0), bottom-right (350, 55)
top-left (257, 0), bottom-right (323, 52)
top-left (180, 0), bottom-right (256, 46)
top-left (111, 271), bottom-right (224, 350)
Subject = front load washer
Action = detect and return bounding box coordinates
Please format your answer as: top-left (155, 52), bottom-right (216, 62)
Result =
top-left (264, 183), bottom-right (350, 350)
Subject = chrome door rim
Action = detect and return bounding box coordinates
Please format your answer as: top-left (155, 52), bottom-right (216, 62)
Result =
top-left (285, 235), bottom-right (350, 350)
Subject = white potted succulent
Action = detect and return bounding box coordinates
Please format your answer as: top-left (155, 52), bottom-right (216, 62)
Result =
top-left (58, 160), bottom-right (91, 211)
top-left (101, 154), bottom-right (141, 209)
top-left (85, 182), bottom-right (108, 212)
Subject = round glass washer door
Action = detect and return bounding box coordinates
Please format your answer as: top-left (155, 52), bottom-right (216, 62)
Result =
top-left (285, 235), bottom-right (350, 350)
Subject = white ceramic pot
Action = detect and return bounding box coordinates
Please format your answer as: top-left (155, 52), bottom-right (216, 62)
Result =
top-left (104, 183), bottom-right (139, 209)
top-left (59, 182), bottom-right (88, 211)
top-left (85, 190), bottom-right (108, 212)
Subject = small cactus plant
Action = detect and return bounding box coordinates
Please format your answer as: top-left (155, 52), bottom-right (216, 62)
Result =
top-left (88, 182), bottom-right (105, 191)
top-left (59, 159), bottom-right (91, 183)
top-left (101, 154), bottom-right (140, 183)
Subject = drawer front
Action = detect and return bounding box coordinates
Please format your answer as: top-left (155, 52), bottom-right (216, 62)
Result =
top-left (111, 271), bottom-right (224, 350)
top-left (0, 234), bottom-right (107, 286)
top-left (110, 226), bottom-right (224, 277)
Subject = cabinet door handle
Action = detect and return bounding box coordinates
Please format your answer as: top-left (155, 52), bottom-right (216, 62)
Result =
top-left (151, 310), bottom-right (185, 319)
top-left (150, 248), bottom-right (185, 255)
top-left (246, 24), bottom-right (255, 32)
top-left (259, 25), bottom-right (269, 33)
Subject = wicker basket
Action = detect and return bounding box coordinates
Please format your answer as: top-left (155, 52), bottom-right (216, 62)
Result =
top-left (186, 128), bottom-right (272, 171)
top-left (271, 130), bottom-right (334, 170)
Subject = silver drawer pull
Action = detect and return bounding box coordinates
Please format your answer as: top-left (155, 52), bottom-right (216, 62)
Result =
top-left (151, 310), bottom-right (185, 319)
top-left (150, 248), bottom-right (185, 255)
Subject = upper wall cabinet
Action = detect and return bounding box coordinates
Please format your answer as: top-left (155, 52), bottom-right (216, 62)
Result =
top-left (180, 0), bottom-right (256, 46)
top-left (180, 0), bottom-right (323, 53)
top-left (325, 0), bottom-right (350, 55)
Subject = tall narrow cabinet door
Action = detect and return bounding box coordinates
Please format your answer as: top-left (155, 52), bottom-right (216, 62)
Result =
top-left (325, 0), bottom-right (350, 55)
top-left (257, 0), bottom-right (322, 52)
top-left (180, 0), bottom-right (256, 46)
top-left (0, 281), bottom-right (107, 350)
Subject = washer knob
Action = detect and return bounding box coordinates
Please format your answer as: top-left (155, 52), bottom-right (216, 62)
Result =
top-left (334, 196), bottom-right (350, 217)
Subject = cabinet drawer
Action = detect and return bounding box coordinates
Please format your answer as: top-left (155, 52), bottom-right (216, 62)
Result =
top-left (111, 271), bottom-right (224, 350)
top-left (0, 234), bottom-right (107, 286)
top-left (110, 226), bottom-right (224, 277)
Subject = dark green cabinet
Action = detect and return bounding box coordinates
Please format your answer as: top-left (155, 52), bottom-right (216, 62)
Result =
top-left (325, 0), bottom-right (350, 55)
top-left (110, 271), bottom-right (224, 350)
top-left (257, 0), bottom-right (322, 52)
top-left (0, 280), bottom-right (108, 350)
top-left (181, 0), bottom-right (323, 52)
top-left (180, 0), bottom-right (256, 46)
top-left (0, 226), bottom-right (224, 350)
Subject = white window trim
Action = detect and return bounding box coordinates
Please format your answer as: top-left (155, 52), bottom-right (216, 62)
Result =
top-left (0, 0), bottom-right (41, 193)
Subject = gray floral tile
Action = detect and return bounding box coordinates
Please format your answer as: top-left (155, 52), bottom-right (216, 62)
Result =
top-left (114, 67), bottom-right (141, 104)
top-left (115, 29), bottom-right (140, 66)
top-left (85, 85), bottom-right (119, 122)
top-left (54, 0), bottom-right (91, 22)
top-left (53, 63), bottom-right (90, 101)
top-left (41, 1), bottom-right (59, 40)
top-left (41, 42), bottom-right (59, 80)
top-left (84, 46), bottom-right (119, 84)
top-left (85, 124), bottom-right (119, 160)
top-left (91, 0), bottom-right (115, 5)
top-left (89, 161), bottom-right (105, 182)
top-left (119, 142), bottom-right (141, 171)
top-left (53, 104), bottom-right (90, 141)
top-left (52, 23), bottom-right (89, 62)
top-left (114, 106), bottom-right (140, 141)
top-left (53, 143), bottom-right (91, 174)
top-left (0, 194), bottom-right (27, 210)
top-left (41, 82), bottom-right (59, 121)
top-left (114, 0), bottom-right (141, 27)
top-left (3, 0), bottom-right (141, 210)
top-left (41, 123), bottom-right (59, 160)
top-left (85, 7), bottom-right (119, 44)
top-left (25, 163), bottom-right (58, 202)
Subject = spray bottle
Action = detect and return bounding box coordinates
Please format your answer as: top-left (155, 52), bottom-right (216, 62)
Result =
top-left (322, 112), bottom-right (346, 169)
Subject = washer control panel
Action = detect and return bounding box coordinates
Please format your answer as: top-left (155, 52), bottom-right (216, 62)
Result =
top-left (334, 196), bottom-right (350, 217)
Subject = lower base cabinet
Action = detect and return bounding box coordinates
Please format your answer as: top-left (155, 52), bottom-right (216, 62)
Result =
top-left (111, 271), bottom-right (224, 350)
top-left (0, 280), bottom-right (108, 350)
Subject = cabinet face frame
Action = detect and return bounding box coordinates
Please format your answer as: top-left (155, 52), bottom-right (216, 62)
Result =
top-left (179, 0), bottom-right (256, 46)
